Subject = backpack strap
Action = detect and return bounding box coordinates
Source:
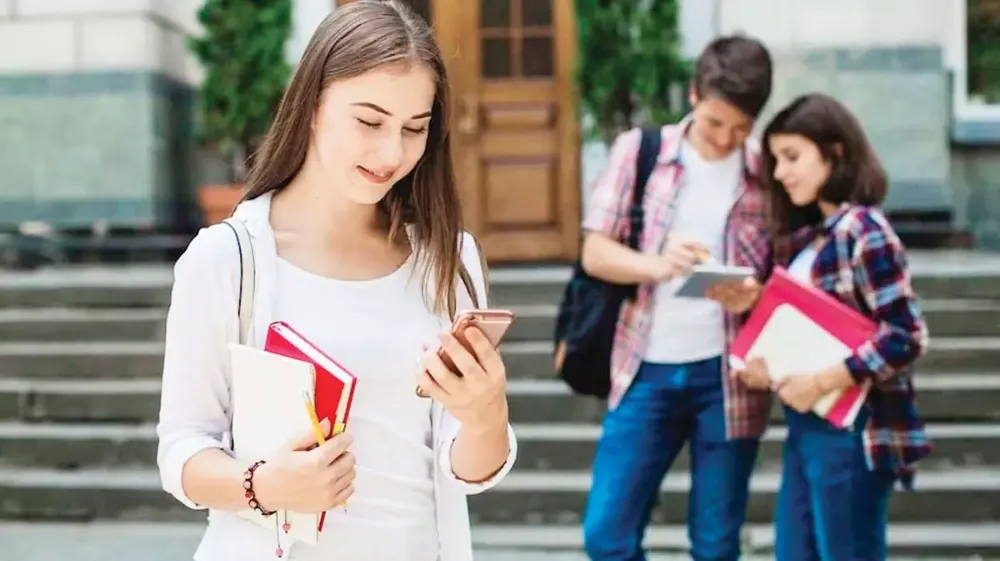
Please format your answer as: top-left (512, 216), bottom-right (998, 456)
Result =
top-left (626, 127), bottom-right (663, 251)
top-left (222, 217), bottom-right (255, 345)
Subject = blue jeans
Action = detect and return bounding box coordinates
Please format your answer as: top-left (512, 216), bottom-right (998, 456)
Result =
top-left (775, 407), bottom-right (896, 561)
top-left (583, 358), bottom-right (760, 561)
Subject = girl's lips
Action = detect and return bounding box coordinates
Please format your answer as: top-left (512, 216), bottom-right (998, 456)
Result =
top-left (357, 165), bottom-right (394, 184)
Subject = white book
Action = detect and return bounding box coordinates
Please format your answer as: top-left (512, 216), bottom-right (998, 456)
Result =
top-left (728, 303), bottom-right (869, 427)
top-left (228, 343), bottom-right (320, 548)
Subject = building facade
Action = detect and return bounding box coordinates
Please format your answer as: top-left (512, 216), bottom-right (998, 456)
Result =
top-left (0, 0), bottom-right (997, 262)
top-left (703, 0), bottom-right (1000, 249)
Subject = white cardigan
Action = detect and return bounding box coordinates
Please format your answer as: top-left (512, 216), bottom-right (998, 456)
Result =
top-left (156, 192), bottom-right (518, 561)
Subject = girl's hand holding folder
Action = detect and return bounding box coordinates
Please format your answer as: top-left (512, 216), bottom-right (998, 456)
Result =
top-left (253, 418), bottom-right (356, 514)
top-left (775, 374), bottom-right (825, 414)
top-left (731, 357), bottom-right (772, 390)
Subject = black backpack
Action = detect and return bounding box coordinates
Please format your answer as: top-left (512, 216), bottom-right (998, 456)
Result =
top-left (553, 127), bottom-right (662, 398)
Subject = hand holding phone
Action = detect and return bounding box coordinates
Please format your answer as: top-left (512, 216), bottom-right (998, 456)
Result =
top-left (417, 309), bottom-right (515, 397)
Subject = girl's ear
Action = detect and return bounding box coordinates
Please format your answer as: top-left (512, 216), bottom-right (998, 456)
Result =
top-left (687, 82), bottom-right (699, 108)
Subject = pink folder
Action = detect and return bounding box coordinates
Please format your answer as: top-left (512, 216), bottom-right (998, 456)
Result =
top-left (729, 267), bottom-right (878, 428)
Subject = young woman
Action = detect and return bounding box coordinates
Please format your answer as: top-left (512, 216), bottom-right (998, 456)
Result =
top-left (733, 93), bottom-right (931, 561)
top-left (155, 2), bottom-right (516, 560)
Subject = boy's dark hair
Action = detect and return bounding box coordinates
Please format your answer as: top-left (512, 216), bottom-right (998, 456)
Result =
top-left (761, 93), bottom-right (888, 237)
top-left (694, 35), bottom-right (773, 118)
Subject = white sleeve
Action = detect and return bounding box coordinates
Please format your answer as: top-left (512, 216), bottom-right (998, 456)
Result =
top-left (155, 225), bottom-right (242, 510)
top-left (435, 232), bottom-right (519, 494)
top-left (437, 417), bottom-right (518, 495)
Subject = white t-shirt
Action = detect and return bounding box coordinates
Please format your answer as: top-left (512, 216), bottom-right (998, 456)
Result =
top-left (644, 140), bottom-right (743, 363)
top-left (788, 244), bottom-right (819, 283)
top-left (271, 254), bottom-right (445, 561)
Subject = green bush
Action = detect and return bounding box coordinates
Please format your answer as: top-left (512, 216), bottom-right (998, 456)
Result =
top-left (968, 0), bottom-right (1000, 105)
top-left (575, 0), bottom-right (690, 143)
top-left (188, 0), bottom-right (293, 181)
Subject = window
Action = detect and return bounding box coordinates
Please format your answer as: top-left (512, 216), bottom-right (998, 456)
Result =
top-left (956, 0), bottom-right (1000, 119)
top-left (967, 0), bottom-right (1000, 105)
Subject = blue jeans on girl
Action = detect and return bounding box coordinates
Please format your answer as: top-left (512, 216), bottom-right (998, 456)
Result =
top-left (775, 406), bottom-right (896, 561)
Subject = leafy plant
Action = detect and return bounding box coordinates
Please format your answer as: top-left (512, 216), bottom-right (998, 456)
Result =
top-left (968, 0), bottom-right (1000, 105)
top-left (575, 0), bottom-right (690, 144)
top-left (188, 0), bottom-right (293, 182)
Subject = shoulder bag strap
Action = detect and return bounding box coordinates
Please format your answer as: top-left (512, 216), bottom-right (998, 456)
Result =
top-left (457, 233), bottom-right (489, 310)
top-left (222, 217), bottom-right (255, 345)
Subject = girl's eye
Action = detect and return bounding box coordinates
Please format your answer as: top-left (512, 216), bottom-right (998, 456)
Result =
top-left (357, 118), bottom-right (380, 129)
top-left (404, 127), bottom-right (428, 135)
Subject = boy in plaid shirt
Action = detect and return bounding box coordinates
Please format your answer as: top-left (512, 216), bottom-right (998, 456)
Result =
top-left (580, 36), bottom-right (774, 561)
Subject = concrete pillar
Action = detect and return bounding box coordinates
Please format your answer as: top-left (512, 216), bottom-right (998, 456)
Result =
top-left (0, 0), bottom-right (202, 230)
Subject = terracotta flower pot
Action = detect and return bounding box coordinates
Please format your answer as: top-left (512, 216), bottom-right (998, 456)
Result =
top-left (197, 183), bottom-right (246, 226)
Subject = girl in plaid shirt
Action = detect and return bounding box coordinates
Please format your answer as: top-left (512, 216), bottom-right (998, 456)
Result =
top-left (730, 93), bottom-right (931, 561)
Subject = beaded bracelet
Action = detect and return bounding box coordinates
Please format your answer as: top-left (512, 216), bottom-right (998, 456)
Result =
top-left (243, 460), bottom-right (276, 517)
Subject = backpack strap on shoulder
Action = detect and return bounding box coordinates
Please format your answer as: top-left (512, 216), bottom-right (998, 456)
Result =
top-left (222, 217), bottom-right (255, 345)
top-left (626, 127), bottom-right (663, 251)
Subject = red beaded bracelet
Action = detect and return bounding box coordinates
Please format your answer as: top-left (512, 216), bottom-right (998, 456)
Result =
top-left (243, 460), bottom-right (276, 517)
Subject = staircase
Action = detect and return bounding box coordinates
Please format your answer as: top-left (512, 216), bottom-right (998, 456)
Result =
top-left (1, 255), bottom-right (1000, 559)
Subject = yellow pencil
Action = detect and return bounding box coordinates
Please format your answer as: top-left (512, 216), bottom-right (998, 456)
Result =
top-left (302, 391), bottom-right (327, 445)
top-left (302, 392), bottom-right (348, 510)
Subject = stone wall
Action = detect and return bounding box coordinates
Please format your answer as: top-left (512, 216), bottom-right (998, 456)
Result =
top-left (761, 45), bottom-right (952, 211)
top-left (719, 0), bottom-right (956, 211)
top-left (951, 147), bottom-right (1000, 249)
top-left (0, 0), bottom-right (203, 230)
top-left (582, 0), bottom-right (959, 214)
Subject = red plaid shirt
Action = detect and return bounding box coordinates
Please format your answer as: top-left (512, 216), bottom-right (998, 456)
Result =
top-left (759, 205), bottom-right (932, 485)
top-left (582, 120), bottom-right (773, 440)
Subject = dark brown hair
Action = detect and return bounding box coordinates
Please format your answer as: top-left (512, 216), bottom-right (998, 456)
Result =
top-left (761, 92), bottom-right (887, 239)
top-left (240, 0), bottom-right (465, 316)
top-left (694, 35), bottom-right (773, 118)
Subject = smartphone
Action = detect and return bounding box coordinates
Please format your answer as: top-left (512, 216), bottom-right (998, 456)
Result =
top-left (417, 308), bottom-right (515, 396)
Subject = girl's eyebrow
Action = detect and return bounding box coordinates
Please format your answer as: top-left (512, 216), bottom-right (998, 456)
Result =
top-left (351, 102), bottom-right (431, 120)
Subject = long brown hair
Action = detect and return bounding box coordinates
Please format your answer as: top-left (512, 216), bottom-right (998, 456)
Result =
top-left (761, 93), bottom-right (887, 259)
top-left (240, 0), bottom-right (464, 316)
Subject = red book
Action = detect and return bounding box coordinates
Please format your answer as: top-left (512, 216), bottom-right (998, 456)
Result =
top-left (264, 321), bottom-right (358, 530)
top-left (729, 267), bottom-right (878, 428)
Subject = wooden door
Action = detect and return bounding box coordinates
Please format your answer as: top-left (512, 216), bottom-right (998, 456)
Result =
top-left (447, 0), bottom-right (580, 262)
top-left (336, 0), bottom-right (581, 263)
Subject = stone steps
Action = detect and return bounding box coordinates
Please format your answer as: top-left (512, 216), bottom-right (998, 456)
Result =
top-left (4, 521), bottom-right (998, 560)
top-left (1, 374), bottom-right (998, 425)
top-left (1, 261), bottom-right (1000, 308)
top-left (474, 524), bottom-right (1000, 558)
top-left (0, 466), bottom-right (998, 527)
top-left (0, 308), bottom-right (166, 341)
top-left (2, 258), bottom-right (999, 559)
top-left (2, 337), bottom-right (1000, 379)
top-left (0, 420), bottom-right (996, 474)
top-left (0, 298), bottom-right (998, 342)
top-left (502, 375), bottom-right (1000, 424)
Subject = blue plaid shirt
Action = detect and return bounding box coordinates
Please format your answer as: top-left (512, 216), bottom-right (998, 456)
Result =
top-left (740, 204), bottom-right (932, 487)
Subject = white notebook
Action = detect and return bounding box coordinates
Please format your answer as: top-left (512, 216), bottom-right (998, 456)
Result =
top-left (728, 303), bottom-right (864, 421)
top-left (228, 343), bottom-right (320, 547)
